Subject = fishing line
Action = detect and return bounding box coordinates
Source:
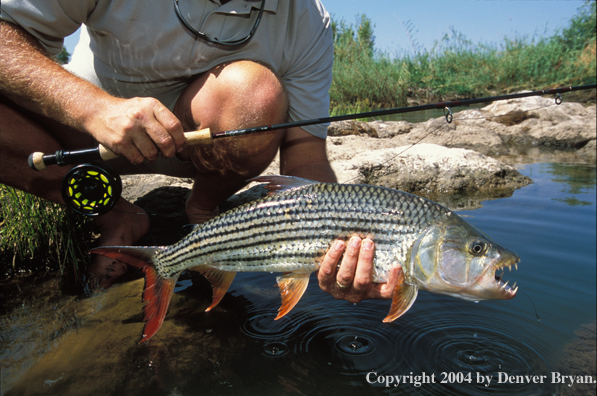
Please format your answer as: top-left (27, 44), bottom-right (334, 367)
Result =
top-left (520, 290), bottom-right (542, 334)
top-left (29, 84), bottom-right (594, 216)
top-left (348, 96), bottom-right (567, 185)
top-left (104, 92), bottom-right (581, 217)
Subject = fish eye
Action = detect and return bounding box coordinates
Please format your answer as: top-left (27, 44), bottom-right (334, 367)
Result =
top-left (469, 240), bottom-right (487, 256)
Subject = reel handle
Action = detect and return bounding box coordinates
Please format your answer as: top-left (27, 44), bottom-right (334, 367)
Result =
top-left (28, 128), bottom-right (212, 171)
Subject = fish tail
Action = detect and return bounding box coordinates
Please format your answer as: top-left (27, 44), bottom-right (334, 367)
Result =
top-left (90, 246), bottom-right (177, 343)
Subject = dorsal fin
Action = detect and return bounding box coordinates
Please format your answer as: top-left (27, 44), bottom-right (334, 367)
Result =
top-left (249, 175), bottom-right (318, 196)
top-left (180, 224), bottom-right (201, 238)
top-left (383, 269), bottom-right (419, 323)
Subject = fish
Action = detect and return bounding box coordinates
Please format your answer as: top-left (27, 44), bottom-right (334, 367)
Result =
top-left (90, 175), bottom-right (519, 342)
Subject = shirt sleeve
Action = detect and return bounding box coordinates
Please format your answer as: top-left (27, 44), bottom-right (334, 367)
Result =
top-left (1, 0), bottom-right (95, 56)
top-left (280, 0), bottom-right (333, 139)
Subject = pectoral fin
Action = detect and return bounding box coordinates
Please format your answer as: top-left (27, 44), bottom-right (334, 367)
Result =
top-left (191, 267), bottom-right (236, 312)
top-left (383, 269), bottom-right (418, 323)
top-left (275, 272), bottom-right (310, 320)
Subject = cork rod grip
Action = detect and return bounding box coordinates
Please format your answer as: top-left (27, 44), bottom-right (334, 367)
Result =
top-left (28, 128), bottom-right (213, 171)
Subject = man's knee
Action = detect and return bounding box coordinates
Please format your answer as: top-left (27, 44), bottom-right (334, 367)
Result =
top-left (175, 60), bottom-right (288, 132)
top-left (224, 60), bottom-right (288, 125)
top-left (175, 61), bottom-right (288, 177)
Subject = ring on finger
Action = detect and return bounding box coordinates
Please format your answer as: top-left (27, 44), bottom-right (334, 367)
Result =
top-left (336, 280), bottom-right (350, 289)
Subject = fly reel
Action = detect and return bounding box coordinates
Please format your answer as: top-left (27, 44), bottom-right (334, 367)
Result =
top-left (61, 162), bottom-right (122, 216)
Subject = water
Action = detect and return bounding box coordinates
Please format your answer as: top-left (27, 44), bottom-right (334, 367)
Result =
top-left (1, 162), bottom-right (595, 396)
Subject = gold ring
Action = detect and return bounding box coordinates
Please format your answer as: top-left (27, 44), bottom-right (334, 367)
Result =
top-left (336, 280), bottom-right (350, 289)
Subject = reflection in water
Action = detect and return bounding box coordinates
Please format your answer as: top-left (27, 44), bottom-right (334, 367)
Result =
top-left (1, 162), bottom-right (595, 395)
top-left (547, 163), bottom-right (596, 206)
top-left (547, 163), bottom-right (596, 196)
top-left (0, 279), bottom-right (106, 394)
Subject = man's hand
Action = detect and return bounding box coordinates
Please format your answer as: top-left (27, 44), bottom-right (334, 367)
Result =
top-left (0, 21), bottom-right (186, 163)
top-left (89, 96), bottom-right (186, 164)
top-left (317, 236), bottom-right (401, 302)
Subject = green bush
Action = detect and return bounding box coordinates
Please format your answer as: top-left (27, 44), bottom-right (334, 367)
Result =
top-left (330, 1), bottom-right (596, 112)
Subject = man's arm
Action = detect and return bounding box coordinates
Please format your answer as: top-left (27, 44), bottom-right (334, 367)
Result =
top-left (279, 126), bottom-right (337, 182)
top-left (279, 127), bottom-right (400, 301)
top-left (0, 21), bottom-right (185, 162)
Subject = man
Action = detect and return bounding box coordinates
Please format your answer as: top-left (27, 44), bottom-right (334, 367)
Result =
top-left (0, 0), bottom-right (399, 301)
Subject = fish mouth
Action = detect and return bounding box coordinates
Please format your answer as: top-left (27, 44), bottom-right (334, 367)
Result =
top-left (492, 257), bottom-right (519, 299)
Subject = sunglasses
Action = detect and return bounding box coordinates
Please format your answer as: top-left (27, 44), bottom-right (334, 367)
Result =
top-left (174, 0), bottom-right (266, 46)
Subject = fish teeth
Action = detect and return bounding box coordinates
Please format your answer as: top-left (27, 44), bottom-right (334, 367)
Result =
top-left (502, 281), bottom-right (510, 289)
top-left (515, 263), bottom-right (518, 271)
top-left (512, 286), bottom-right (519, 294)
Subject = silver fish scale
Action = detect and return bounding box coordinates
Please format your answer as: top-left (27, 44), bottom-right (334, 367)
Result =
top-left (155, 183), bottom-right (450, 280)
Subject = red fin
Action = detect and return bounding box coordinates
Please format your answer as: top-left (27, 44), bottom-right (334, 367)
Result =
top-left (90, 246), bottom-right (176, 342)
top-left (191, 267), bottom-right (236, 312)
top-left (249, 175), bottom-right (318, 196)
top-left (89, 246), bottom-right (164, 269)
top-left (383, 269), bottom-right (418, 323)
top-left (139, 266), bottom-right (179, 343)
top-left (275, 273), bottom-right (310, 320)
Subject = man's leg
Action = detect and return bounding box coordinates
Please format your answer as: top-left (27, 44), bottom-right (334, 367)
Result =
top-left (174, 61), bottom-right (289, 221)
top-left (0, 97), bottom-right (150, 287)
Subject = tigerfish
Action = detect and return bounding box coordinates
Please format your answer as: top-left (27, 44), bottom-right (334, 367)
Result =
top-left (91, 175), bottom-right (519, 342)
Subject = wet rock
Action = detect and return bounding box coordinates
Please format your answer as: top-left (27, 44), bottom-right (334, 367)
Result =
top-left (119, 97), bottom-right (592, 211)
top-left (327, 120), bottom-right (379, 138)
top-left (328, 143), bottom-right (531, 209)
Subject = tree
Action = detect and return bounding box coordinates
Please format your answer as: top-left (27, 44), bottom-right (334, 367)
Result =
top-left (54, 46), bottom-right (70, 65)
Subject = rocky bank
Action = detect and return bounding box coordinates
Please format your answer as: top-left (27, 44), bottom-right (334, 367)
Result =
top-left (123, 95), bottom-right (595, 216)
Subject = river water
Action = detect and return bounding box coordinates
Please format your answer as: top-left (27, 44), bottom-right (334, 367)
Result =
top-left (1, 162), bottom-right (595, 396)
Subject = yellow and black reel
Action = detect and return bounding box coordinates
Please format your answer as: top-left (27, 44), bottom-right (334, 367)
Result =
top-left (61, 163), bottom-right (122, 216)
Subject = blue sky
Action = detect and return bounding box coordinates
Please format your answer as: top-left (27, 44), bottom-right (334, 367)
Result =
top-left (323, 0), bottom-right (584, 55)
top-left (64, 0), bottom-right (586, 55)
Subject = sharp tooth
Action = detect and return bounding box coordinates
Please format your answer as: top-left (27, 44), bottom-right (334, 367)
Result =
top-left (513, 282), bottom-right (517, 289)
top-left (503, 281), bottom-right (510, 289)
top-left (508, 266), bottom-right (511, 271)
top-left (515, 263), bottom-right (518, 271)
top-left (512, 286), bottom-right (519, 294)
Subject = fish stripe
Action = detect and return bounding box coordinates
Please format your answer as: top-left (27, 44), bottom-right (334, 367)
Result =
top-left (151, 183), bottom-right (449, 278)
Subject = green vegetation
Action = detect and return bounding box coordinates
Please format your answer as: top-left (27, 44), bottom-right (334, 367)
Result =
top-left (330, 1), bottom-right (596, 111)
top-left (0, 185), bottom-right (94, 284)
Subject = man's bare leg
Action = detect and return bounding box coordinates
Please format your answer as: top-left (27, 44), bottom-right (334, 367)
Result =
top-left (174, 61), bottom-right (289, 222)
top-left (0, 98), bottom-right (150, 287)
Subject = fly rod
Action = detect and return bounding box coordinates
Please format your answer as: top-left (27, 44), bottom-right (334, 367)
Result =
top-left (28, 84), bottom-right (595, 171)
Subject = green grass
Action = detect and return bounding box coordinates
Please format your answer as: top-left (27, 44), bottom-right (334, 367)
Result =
top-left (0, 185), bottom-right (94, 283)
top-left (330, 1), bottom-right (596, 111)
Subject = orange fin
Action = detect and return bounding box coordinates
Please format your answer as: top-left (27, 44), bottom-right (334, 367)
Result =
top-left (140, 266), bottom-right (180, 343)
top-left (192, 268), bottom-right (236, 312)
top-left (383, 269), bottom-right (418, 323)
top-left (89, 246), bottom-right (177, 343)
top-left (275, 272), bottom-right (310, 320)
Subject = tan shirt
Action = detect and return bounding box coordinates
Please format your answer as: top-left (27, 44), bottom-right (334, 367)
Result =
top-left (1, 0), bottom-right (333, 138)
